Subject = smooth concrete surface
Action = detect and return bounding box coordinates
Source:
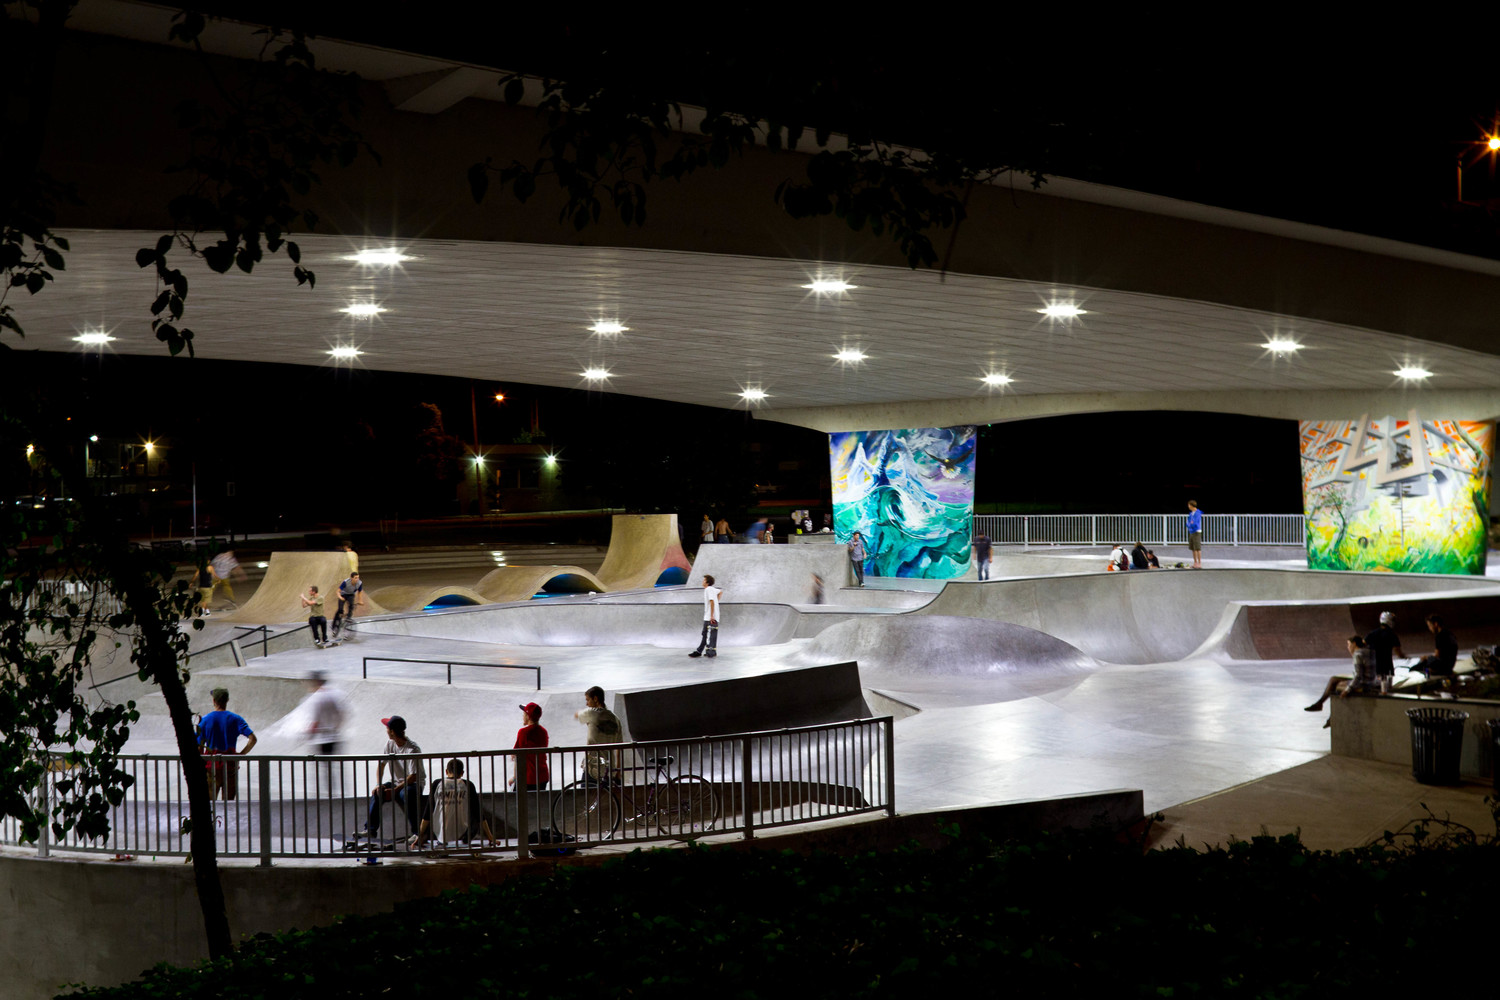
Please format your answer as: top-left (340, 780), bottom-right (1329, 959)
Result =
top-left (595, 514), bottom-right (692, 590)
top-left (620, 661), bottom-right (870, 741)
top-left (219, 551), bottom-right (383, 624)
top-left (1331, 693), bottom-right (1500, 780)
top-left (689, 543), bottom-right (854, 603)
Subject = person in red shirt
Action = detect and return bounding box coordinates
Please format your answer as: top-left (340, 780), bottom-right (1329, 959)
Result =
top-left (510, 702), bottom-right (551, 790)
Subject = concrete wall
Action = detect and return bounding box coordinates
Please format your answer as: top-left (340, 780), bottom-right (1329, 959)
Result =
top-left (1331, 694), bottom-right (1500, 780)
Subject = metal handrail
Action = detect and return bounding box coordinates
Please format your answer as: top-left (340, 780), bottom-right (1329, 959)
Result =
top-left (362, 656), bottom-right (542, 690)
top-left (971, 512), bottom-right (1304, 547)
top-left (0, 716), bottom-right (896, 863)
top-left (231, 624), bottom-right (273, 659)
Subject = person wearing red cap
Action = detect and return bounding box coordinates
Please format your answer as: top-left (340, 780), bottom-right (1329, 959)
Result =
top-left (509, 702), bottom-right (551, 789)
top-left (362, 715), bottom-right (425, 842)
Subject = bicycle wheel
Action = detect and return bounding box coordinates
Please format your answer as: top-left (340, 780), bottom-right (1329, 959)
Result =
top-left (550, 780), bottom-right (620, 841)
top-left (656, 775), bottom-right (720, 836)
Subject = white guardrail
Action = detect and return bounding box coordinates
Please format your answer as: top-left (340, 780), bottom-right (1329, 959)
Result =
top-left (1, 718), bottom-right (895, 863)
top-left (972, 513), bottom-right (1304, 547)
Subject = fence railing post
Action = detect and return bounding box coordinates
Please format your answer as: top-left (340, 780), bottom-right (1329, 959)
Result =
top-left (741, 738), bottom-right (755, 841)
top-left (1022, 516), bottom-right (1029, 546)
top-left (883, 720), bottom-right (896, 817)
top-left (1232, 516), bottom-right (1239, 546)
top-left (37, 764), bottom-right (49, 859)
top-left (1089, 516), bottom-right (1096, 546)
top-left (258, 758), bottom-right (272, 867)
top-left (515, 757), bottom-right (529, 860)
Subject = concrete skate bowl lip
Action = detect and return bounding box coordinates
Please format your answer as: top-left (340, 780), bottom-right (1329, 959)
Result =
top-left (790, 615), bottom-right (1097, 682)
top-left (355, 599), bottom-right (803, 648)
top-left (473, 565), bottom-right (607, 602)
top-left (1194, 585), bottom-right (1500, 661)
top-left (915, 567), bottom-right (1500, 665)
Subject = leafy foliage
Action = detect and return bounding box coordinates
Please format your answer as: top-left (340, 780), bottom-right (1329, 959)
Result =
top-left (470, 72), bottom-right (1040, 269)
top-left (67, 815), bottom-right (1500, 998)
top-left (134, 12), bottom-right (379, 356)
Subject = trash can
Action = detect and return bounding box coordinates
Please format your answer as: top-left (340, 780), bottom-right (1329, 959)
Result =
top-left (1488, 719), bottom-right (1500, 794)
top-left (1405, 708), bottom-right (1469, 785)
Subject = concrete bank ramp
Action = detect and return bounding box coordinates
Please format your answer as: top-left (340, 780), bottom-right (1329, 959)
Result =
top-left (919, 568), bottom-right (1500, 665)
top-left (596, 513), bottom-right (692, 590)
top-left (689, 544), bottom-right (854, 603)
top-left (219, 551), bottom-right (387, 625)
top-left (370, 584), bottom-right (489, 612)
top-left (358, 600), bottom-right (803, 648)
top-left (791, 615), bottom-right (1096, 679)
top-left (474, 565), bottom-right (606, 602)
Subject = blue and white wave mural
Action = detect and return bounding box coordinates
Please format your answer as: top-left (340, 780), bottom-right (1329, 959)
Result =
top-left (830, 425), bottom-right (977, 580)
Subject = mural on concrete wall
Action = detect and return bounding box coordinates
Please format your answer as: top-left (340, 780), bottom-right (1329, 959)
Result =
top-left (1300, 413), bottom-right (1493, 575)
top-left (830, 425), bottom-right (977, 580)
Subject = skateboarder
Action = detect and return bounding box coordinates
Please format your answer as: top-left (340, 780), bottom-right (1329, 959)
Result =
top-left (300, 671), bottom-right (348, 755)
top-left (331, 571), bottom-right (364, 641)
top-left (301, 584), bottom-right (329, 646)
top-left (688, 574), bottom-right (722, 658)
top-left (209, 549), bottom-right (246, 607)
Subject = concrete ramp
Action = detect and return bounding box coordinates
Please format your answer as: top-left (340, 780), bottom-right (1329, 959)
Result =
top-left (358, 600), bottom-right (803, 648)
top-left (369, 584), bottom-right (489, 612)
top-left (622, 661), bottom-right (869, 741)
top-left (792, 615), bottom-right (1097, 679)
top-left (218, 552), bottom-right (386, 625)
top-left (690, 544), bottom-right (853, 603)
top-left (473, 565), bottom-right (606, 602)
top-left (919, 569), bottom-right (1500, 664)
top-left (596, 513), bottom-right (692, 589)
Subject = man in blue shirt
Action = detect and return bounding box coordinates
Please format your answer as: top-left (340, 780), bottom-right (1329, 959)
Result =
top-left (198, 687), bottom-right (257, 800)
top-left (1186, 500), bottom-right (1203, 569)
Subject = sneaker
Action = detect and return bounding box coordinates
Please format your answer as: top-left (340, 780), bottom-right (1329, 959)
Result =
top-left (201, 609), bottom-right (212, 616)
top-left (704, 651), bottom-right (716, 658)
top-left (688, 651), bottom-right (702, 658)
top-left (1303, 704), bottom-right (1321, 712)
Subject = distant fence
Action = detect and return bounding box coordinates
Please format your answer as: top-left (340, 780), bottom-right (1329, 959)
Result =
top-left (972, 513), bottom-right (1304, 547)
top-left (0, 717), bottom-right (894, 863)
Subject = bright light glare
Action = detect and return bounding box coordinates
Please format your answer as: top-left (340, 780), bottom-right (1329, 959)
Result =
top-left (834, 349), bottom-right (867, 363)
top-left (1489, 136), bottom-right (1500, 152)
top-left (327, 347), bottom-right (363, 359)
top-left (494, 393), bottom-right (506, 403)
top-left (1037, 302), bottom-right (1085, 319)
top-left (340, 303), bottom-right (386, 317)
top-left (739, 388), bottom-right (769, 402)
top-left (346, 249), bottom-right (411, 266)
top-left (980, 373), bottom-right (1014, 386)
top-left (1394, 366), bottom-right (1432, 379)
top-left (473, 455), bottom-right (486, 465)
top-left (89, 435), bottom-right (98, 443)
top-left (802, 279), bottom-right (856, 294)
top-left (73, 332), bottom-right (115, 345)
top-left (589, 320), bottom-right (629, 336)
top-left (580, 367), bottom-right (611, 380)
top-left (543, 454), bottom-right (558, 467)
top-left (144, 441), bottom-right (156, 453)
top-left (1263, 338), bottom-right (1301, 354)
top-left (257, 561), bottom-right (269, 569)
top-left (25, 444), bottom-right (34, 457)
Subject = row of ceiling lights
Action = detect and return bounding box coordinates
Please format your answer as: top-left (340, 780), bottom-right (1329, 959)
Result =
top-left (67, 257), bottom-right (1439, 386)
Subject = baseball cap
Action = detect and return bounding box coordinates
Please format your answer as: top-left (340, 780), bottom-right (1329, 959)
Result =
top-left (519, 702), bottom-right (543, 720)
top-left (381, 715), bottom-right (407, 734)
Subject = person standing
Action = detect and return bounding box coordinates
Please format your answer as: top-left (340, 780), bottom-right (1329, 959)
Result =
top-left (688, 574), bottom-right (722, 658)
top-left (714, 516), bottom-right (731, 543)
top-left (700, 515), bottom-right (714, 544)
top-left (574, 686), bottom-right (624, 782)
top-left (848, 531), bottom-right (868, 587)
top-left (1364, 611), bottom-right (1405, 694)
top-left (364, 715), bottom-right (425, 841)
top-left (331, 571), bottom-right (365, 636)
top-left (301, 585), bottom-right (329, 646)
top-left (974, 532), bottom-right (993, 581)
top-left (197, 687), bottom-right (257, 801)
top-left (300, 671), bottom-right (348, 755)
top-left (342, 541), bottom-right (359, 575)
top-left (209, 549), bottom-right (245, 608)
top-left (1185, 500), bottom-right (1203, 569)
top-left (191, 561), bottom-right (219, 616)
top-left (746, 518), bottom-right (768, 544)
top-left (509, 702), bottom-right (551, 790)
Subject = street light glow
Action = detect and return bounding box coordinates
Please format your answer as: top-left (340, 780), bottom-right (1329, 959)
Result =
top-left (1394, 366), bottom-right (1432, 379)
top-left (1263, 337), bottom-right (1301, 354)
top-left (1488, 136), bottom-right (1500, 152)
top-left (833, 349), bottom-right (867, 363)
top-left (588, 320), bottom-right (628, 336)
top-left (802, 278), bottom-right (856, 294)
top-left (1037, 302), bottom-right (1086, 319)
top-left (494, 393), bottom-right (506, 403)
top-left (144, 441), bottom-right (156, 454)
top-left (580, 367), bottom-right (611, 380)
top-left (327, 346), bottom-right (363, 359)
top-left (981, 373), bottom-right (1014, 386)
top-left (739, 387), bottom-right (769, 402)
top-left (345, 249), bottom-right (412, 266)
top-left (543, 454), bottom-right (558, 468)
top-left (340, 303), bottom-right (386, 317)
top-left (73, 331), bottom-right (115, 345)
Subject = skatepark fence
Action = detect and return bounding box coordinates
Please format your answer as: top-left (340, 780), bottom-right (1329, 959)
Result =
top-left (361, 656), bottom-right (543, 689)
top-left (972, 513), bottom-right (1304, 547)
top-left (2, 716), bottom-right (894, 863)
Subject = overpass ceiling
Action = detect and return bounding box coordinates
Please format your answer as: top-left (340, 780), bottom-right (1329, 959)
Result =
top-left (15, 229), bottom-right (1500, 417)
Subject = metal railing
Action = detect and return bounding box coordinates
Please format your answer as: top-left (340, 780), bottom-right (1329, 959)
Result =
top-left (361, 657), bottom-right (543, 689)
top-left (0, 717), bottom-right (893, 862)
top-left (6, 578), bottom-right (125, 618)
top-left (972, 513), bottom-right (1304, 547)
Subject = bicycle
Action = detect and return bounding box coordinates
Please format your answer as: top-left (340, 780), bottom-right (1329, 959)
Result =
top-left (550, 754), bottom-right (720, 841)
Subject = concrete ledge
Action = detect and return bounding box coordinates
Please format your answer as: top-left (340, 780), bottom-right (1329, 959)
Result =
top-left (1331, 694), bottom-right (1500, 779)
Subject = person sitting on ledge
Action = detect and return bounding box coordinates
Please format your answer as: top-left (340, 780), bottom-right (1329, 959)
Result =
top-left (1305, 635), bottom-right (1379, 727)
top-left (1411, 613), bottom-right (1458, 680)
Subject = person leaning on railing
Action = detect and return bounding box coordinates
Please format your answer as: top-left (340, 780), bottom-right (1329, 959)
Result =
top-left (509, 702), bottom-right (551, 790)
top-left (197, 687), bottom-right (256, 800)
top-left (575, 686), bottom-right (623, 784)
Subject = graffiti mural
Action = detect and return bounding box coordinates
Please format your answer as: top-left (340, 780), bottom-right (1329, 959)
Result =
top-left (1300, 413), bottom-right (1493, 574)
top-left (829, 426), bottom-right (977, 580)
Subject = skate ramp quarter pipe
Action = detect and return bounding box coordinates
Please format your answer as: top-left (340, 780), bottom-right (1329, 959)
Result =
top-left (622, 661), bottom-right (870, 741)
top-left (596, 513), bottom-right (693, 590)
top-left (220, 551), bottom-right (387, 624)
top-left (358, 600), bottom-right (802, 647)
top-left (792, 615), bottom-right (1097, 681)
top-left (369, 584), bottom-right (489, 612)
top-left (689, 544), bottom-right (854, 603)
top-left (920, 569), bottom-right (1500, 665)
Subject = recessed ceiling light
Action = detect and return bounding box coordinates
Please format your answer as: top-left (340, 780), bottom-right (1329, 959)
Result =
top-left (834, 349), bottom-right (867, 363)
top-left (802, 278), bottom-right (856, 294)
top-left (580, 367), bottom-right (611, 380)
top-left (340, 303), bottom-right (386, 317)
top-left (739, 387), bottom-right (769, 402)
top-left (1263, 338), bottom-right (1301, 354)
top-left (589, 320), bottom-right (628, 336)
top-left (1394, 366), bottom-right (1432, 379)
top-left (980, 373), bottom-right (1014, 386)
top-left (73, 332), bottom-right (115, 345)
top-left (327, 347), bottom-right (363, 359)
top-left (1037, 302), bottom-right (1085, 319)
top-left (345, 249), bottom-right (411, 266)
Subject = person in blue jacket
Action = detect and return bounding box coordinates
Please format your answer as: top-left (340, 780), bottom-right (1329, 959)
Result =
top-left (1186, 500), bottom-right (1203, 569)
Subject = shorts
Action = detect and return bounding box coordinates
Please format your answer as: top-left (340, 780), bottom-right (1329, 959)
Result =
top-left (198, 587), bottom-right (214, 604)
top-left (203, 752), bottom-right (238, 800)
top-left (1188, 532), bottom-right (1202, 552)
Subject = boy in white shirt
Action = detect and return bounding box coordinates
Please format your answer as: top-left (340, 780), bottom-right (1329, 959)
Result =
top-left (688, 574), bottom-right (723, 659)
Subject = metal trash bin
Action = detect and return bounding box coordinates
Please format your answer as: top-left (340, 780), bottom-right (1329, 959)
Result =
top-left (1405, 708), bottom-right (1469, 785)
top-left (1488, 719), bottom-right (1500, 794)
